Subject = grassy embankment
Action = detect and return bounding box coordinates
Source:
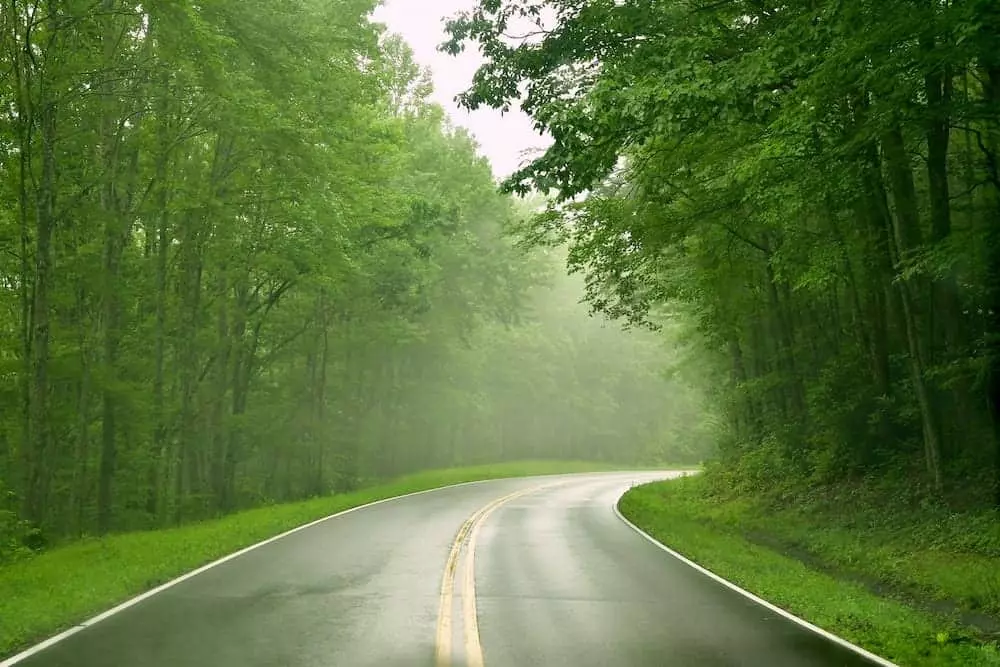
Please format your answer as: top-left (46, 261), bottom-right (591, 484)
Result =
top-left (0, 459), bottom-right (633, 658)
top-left (619, 474), bottom-right (1000, 667)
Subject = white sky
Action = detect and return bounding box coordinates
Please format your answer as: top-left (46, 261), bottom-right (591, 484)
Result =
top-left (371, 0), bottom-right (549, 180)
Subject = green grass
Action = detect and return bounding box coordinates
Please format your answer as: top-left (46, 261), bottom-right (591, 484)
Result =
top-left (619, 475), bottom-right (1000, 667)
top-left (0, 459), bottom-right (632, 659)
top-left (739, 483), bottom-right (1000, 620)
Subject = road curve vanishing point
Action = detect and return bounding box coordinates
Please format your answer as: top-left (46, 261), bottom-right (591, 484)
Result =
top-left (4, 471), bottom-right (896, 667)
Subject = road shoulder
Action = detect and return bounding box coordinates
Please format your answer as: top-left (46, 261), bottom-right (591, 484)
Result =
top-left (617, 477), bottom-right (1000, 667)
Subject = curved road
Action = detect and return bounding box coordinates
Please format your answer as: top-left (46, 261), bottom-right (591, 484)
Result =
top-left (7, 472), bottom-right (887, 667)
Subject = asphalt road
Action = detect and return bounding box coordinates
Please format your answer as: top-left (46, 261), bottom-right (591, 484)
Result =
top-left (8, 472), bottom-right (889, 667)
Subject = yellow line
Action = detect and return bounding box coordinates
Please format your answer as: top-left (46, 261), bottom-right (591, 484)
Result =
top-left (434, 490), bottom-right (520, 667)
top-left (462, 500), bottom-right (496, 667)
top-left (434, 483), bottom-right (561, 667)
top-left (434, 507), bottom-right (477, 667)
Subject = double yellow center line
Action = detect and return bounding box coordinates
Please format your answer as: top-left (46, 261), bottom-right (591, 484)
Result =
top-left (434, 482), bottom-right (562, 667)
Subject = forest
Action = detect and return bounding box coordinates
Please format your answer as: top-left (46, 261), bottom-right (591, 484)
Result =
top-left (3, 1), bottom-right (999, 662)
top-left (0, 0), bottom-right (709, 552)
top-left (446, 0), bottom-right (1000, 508)
top-left (6, 0), bottom-right (998, 569)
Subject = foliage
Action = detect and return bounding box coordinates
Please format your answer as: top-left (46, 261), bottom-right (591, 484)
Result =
top-left (446, 0), bottom-right (1000, 504)
top-left (0, 1), bottom-right (707, 549)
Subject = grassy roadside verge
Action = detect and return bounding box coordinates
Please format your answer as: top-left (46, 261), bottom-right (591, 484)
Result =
top-left (618, 475), bottom-right (1000, 667)
top-left (0, 459), bottom-right (628, 658)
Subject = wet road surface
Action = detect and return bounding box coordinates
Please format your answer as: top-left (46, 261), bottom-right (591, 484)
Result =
top-left (5, 472), bottom-right (890, 667)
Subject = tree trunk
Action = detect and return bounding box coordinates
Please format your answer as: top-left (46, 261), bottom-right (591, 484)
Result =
top-left (314, 297), bottom-right (330, 495)
top-left (148, 75), bottom-right (173, 519)
top-left (925, 61), bottom-right (961, 354)
top-left (225, 285), bottom-right (251, 511)
top-left (25, 92), bottom-right (58, 527)
top-left (210, 273), bottom-right (231, 511)
top-left (10, 10), bottom-right (34, 518)
top-left (880, 125), bottom-right (944, 491)
top-left (70, 280), bottom-right (93, 535)
top-left (856, 148), bottom-right (902, 451)
top-left (96, 0), bottom-right (131, 534)
top-left (981, 63), bottom-right (1000, 508)
top-left (764, 261), bottom-right (804, 420)
top-left (175, 218), bottom-right (203, 523)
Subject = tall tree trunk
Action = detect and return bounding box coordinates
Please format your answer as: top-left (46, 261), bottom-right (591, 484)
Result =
top-left (924, 58), bottom-right (960, 354)
top-left (764, 261), bottom-right (804, 420)
top-left (10, 3), bottom-right (35, 521)
top-left (175, 217), bottom-right (203, 523)
top-left (96, 1), bottom-right (129, 534)
top-left (880, 125), bottom-right (944, 491)
top-left (25, 91), bottom-right (58, 527)
top-left (313, 297), bottom-right (330, 495)
top-left (922, 49), bottom-right (965, 464)
top-left (857, 150), bottom-right (902, 452)
top-left (211, 273), bottom-right (231, 511)
top-left (225, 285), bottom-right (251, 511)
top-left (73, 285), bottom-right (92, 535)
top-left (728, 335), bottom-right (761, 443)
top-left (148, 58), bottom-right (174, 519)
top-left (980, 61), bottom-right (1000, 508)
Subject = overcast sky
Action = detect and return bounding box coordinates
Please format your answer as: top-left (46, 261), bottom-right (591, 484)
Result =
top-left (371, 0), bottom-right (549, 180)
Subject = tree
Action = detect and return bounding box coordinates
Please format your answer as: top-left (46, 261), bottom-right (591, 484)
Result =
top-left (446, 0), bottom-right (1000, 504)
top-left (0, 1), bottom-right (687, 551)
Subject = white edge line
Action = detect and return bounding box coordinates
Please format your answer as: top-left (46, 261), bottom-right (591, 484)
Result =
top-left (612, 491), bottom-right (900, 667)
top-left (2, 471), bottom-right (617, 667)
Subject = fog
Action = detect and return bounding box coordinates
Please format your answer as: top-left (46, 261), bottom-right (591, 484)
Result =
top-left (345, 244), bottom-right (717, 481)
